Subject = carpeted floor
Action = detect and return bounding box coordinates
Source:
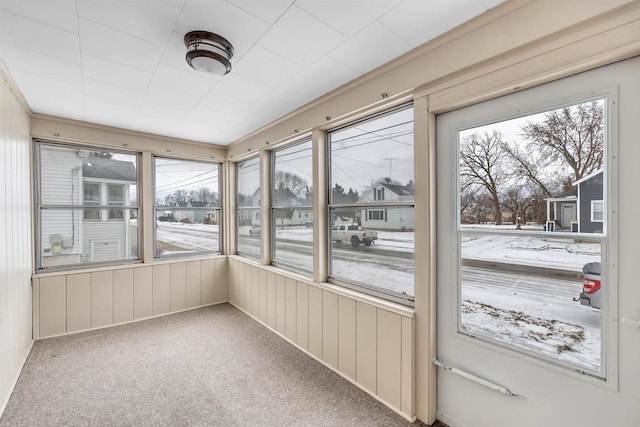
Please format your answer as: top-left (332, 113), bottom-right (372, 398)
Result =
top-left (0, 303), bottom-right (429, 426)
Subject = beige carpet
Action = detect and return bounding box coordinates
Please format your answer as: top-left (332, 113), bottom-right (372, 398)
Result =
top-left (1, 303), bottom-right (427, 426)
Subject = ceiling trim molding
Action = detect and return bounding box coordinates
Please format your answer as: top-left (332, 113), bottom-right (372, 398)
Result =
top-left (30, 113), bottom-right (227, 160)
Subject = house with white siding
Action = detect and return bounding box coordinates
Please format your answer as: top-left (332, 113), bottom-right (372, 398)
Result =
top-left (359, 182), bottom-right (415, 231)
top-left (40, 149), bottom-right (137, 266)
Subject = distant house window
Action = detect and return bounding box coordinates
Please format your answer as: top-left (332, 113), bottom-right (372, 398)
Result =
top-left (108, 184), bottom-right (124, 220)
top-left (592, 200), bottom-right (604, 222)
top-left (368, 209), bottom-right (385, 221)
top-left (83, 182), bottom-right (100, 220)
top-left (375, 188), bottom-right (385, 201)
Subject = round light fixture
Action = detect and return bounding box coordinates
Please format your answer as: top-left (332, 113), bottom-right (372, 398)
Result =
top-left (184, 31), bottom-right (234, 75)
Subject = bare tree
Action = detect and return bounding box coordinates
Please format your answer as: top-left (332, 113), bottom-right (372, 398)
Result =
top-left (274, 171), bottom-right (308, 198)
top-left (501, 186), bottom-right (530, 225)
top-left (460, 130), bottom-right (507, 224)
top-left (501, 142), bottom-right (559, 198)
top-left (521, 101), bottom-right (604, 184)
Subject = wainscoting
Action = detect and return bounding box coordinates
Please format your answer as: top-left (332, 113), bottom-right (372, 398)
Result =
top-left (32, 257), bottom-right (228, 339)
top-left (227, 256), bottom-right (415, 421)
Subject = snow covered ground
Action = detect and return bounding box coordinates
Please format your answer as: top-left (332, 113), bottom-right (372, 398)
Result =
top-left (158, 222), bottom-right (602, 372)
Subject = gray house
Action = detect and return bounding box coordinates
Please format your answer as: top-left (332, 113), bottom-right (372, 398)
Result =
top-left (545, 169), bottom-right (603, 233)
top-left (574, 169), bottom-right (604, 233)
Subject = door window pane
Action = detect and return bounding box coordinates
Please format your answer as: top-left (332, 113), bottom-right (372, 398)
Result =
top-left (458, 98), bottom-right (605, 374)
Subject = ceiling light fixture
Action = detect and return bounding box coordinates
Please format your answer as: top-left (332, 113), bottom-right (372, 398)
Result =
top-left (184, 31), bottom-right (234, 75)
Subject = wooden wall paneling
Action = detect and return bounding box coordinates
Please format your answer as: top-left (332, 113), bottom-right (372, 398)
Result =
top-left (285, 277), bottom-right (297, 341)
top-left (308, 285), bottom-right (323, 359)
top-left (169, 262), bottom-right (186, 312)
top-left (401, 316), bottom-right (415, 417)
top-left (244, 263), bottom-right (252, 312)
top-left (214, 257), bottom-right (228, 303)
top-left (32, 278), bottom-right (40, 339)
top-left (296, 281), bottom-right (309, 351)
top-left (185, 260), bottom-right (201, 309)
top-left (258, 269), bottom-right (267, 323)
top-left (322, 291), bottom-right (338, 369)
top-left (356, 301), bottom-right (377, 394)
top-left (227, 259), bottom-right (235, 304)
top-left (251, 266), bottom-right (260, 317)
top-left (133, 266), bottom-right (152, 319)
top-left (113, 268), bottom-right (134, 324)
top-left (66, 273), bottom-right (91, 333)
top-left (38, 276), bottom-right (67, 337)
top-left (152, 264), bottom-right (170, 315)
top-left (201, 259), bottom-right (215, 305)
top-left (90, 271), bottom-right (113, 328)
top-left (275, 274), bottom-right (286, 335)
top-left (376, 309), bottom-right (402, 410)
top-left (338, 296), bottom-right (356, 381)
top-left (266, 271), bottom-right (276, 329)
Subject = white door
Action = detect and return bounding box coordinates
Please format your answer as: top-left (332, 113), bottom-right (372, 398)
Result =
top-left (435, 57), bottom-right (640, 427)
top-left (561, 203), bottom-right (576, 228)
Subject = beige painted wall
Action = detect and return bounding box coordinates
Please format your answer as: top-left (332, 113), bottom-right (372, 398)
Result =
top-left (0, 67), bottom-right (32, 413)
top-left (227, 256), bottom-right (415, 420)
top-left (33, 256), bottom-right (227, 339)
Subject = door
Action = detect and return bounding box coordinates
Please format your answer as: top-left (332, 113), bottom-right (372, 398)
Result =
top-left (561, 203), bottom-right (576, 228)
top-left (435, 57), bottom-right (640, 427)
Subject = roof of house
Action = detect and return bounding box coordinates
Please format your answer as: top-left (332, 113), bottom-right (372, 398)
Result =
top-left (273, 188), bottom-right (299, 205)
top-left (572, 169), bottom-right (603, 186)
top-left (83, 157), bottom-right (137, 182)
top-left (544, 188), bottom-right (577, 202)
top-left (190, 201), bottom-right (210, 207)
top-left (382, 183), bottom-right (414, 196)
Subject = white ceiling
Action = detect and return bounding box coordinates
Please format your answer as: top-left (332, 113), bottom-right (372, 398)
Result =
top-left (0, 0), bottom-right (504, 146)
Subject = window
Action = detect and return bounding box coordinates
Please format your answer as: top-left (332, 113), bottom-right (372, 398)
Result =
top-left (36, 142), bottom-right (139, 270)
top-left (83, 182), bottom-right (100, 220)
top-left (328, 104), bottom-right (415, 303)
top-left (457, 98), bottom-right (606, 374)
top-left (108, 184), bottom-right (124, 220)
top-left (236, 156), bottom-right (261, 259)
top-left (592, 200), bottom-right (604, 222)
top-left (367, 209), bottom-right (385, 221)
top-left (271, 138), bottom-right (313, 273)
top-left (153, 157), bottom-right (221, 258)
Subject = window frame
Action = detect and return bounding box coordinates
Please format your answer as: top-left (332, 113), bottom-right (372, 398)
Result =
top-left (152, 156), bottom-right (223, 259)
top-left (591, 200), bottom-right (604, 222)
top-left (235, 155), bottom-right (262, 260)
top-left (453, 94), bottom-right (611, 378)
top-left (326, 103), bottom-right (415, 306)
top-left (270, 137), bottom-right (313, 275)
top-left (83, 181), bottom-right (101, 220)
top-left (107, 183), bottom-right (125, 221)
top-left (35, 140), bottom-right (141, 272)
